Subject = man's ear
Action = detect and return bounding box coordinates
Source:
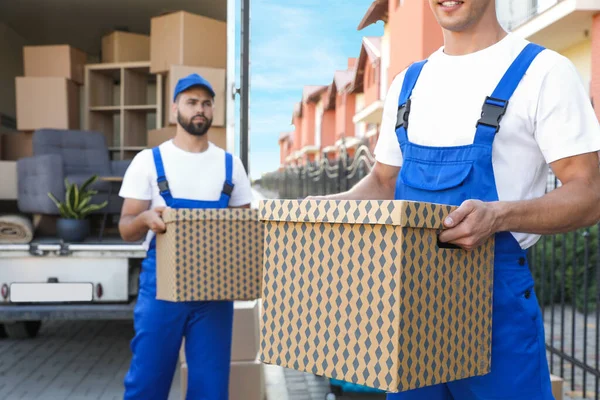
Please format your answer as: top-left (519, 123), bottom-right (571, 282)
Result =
top-left (171, 101), bottom-right (177, 121)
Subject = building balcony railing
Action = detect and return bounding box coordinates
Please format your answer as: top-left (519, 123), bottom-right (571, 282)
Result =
top-left (500, 0), bottom-right (567, 31)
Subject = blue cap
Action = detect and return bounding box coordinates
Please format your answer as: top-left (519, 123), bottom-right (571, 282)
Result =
top-left (173, 73), bottom-right (216, 102)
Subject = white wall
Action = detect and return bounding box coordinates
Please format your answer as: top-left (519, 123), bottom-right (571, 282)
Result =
top-left (0, 23), bottom-right (30, 124)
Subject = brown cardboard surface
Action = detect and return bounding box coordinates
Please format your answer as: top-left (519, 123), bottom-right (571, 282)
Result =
top-left (1, 132), bottom-right (33, 161)
top-left (147, 126), bottom-right (176, 148)
top-left (16, 77), bottom-right (79, 131)
top-left (23, 45), bottom-right (87, 85)
top-left (551, 375), bottom-right (563, 400)
top-left (180, 360), bottom-right (264, 400)
top-left (258, 199), bottom-right (495, 393)
top-left (231, 300), bottom-right (260, 361)
top-left (147, 126), bottom-right (225, 150)
top-left (0, 161), bottom-right (17, 199)
top-left (164, 65), bottom-right (226, 126)
top-left (102, 31), bottom-right (150, 63)
top-left (150, 11), bottom-right (227, 74)
top-left (179, 300), bottom-right (260, 364)
top-left (156, 208), bottom-right (264, 302)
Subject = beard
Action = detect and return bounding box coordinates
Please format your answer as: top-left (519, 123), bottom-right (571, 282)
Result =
top-left (177, 111), bottom-right (212, 136)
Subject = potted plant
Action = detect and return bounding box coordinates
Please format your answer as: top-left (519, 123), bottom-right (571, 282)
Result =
top-left (48, 175), bottom-right (108, 242)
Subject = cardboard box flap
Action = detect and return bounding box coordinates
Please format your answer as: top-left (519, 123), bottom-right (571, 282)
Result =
top-left (162, 208), bottom-right (259, 224)
top-left (259, 200), bottom-right (456, 229)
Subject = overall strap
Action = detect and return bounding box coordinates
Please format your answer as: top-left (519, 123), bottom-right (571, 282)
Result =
top-left (474, 42), bottom-right (545, 144)
top-left (395, 60), bottom-right (428, 145)
top-left (152, 147), bottom-right (174, 206)
top-left (218, 152), bottom-right (235, 206)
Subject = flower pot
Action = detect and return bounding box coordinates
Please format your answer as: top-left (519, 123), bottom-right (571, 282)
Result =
top-left (56, 218), bottom-right (90, 243)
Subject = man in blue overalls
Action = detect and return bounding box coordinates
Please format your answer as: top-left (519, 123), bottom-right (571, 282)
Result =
top-left (118, 73), bottom-right (253, 399)
top-left (311, 1), bottom-right (600, 398)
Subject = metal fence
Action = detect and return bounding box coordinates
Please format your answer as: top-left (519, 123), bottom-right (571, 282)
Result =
top-left (260, 143), bottom-right (600, 399)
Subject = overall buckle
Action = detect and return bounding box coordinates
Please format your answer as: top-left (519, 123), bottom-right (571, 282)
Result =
top-left (157, 179), bottom-right (170, 194)
top-left (395, 99), bottom-right (411, 130)
top-left (222, 182), bottom-right (234, 197)
top-left (477, 96), bottom-right (508, 132)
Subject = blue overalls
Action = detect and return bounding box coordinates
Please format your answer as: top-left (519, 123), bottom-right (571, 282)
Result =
top-left (123, 147), bottom-right (236, 400)
top-left (387, 43), bottom-right (555, 399)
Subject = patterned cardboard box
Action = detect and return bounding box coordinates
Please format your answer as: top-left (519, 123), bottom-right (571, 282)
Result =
top-left (156, 208), bottom-right (264, 302)
top-left (258, 199), bottom-right (495, 393)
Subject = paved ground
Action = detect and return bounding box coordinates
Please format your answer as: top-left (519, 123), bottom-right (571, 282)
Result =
top-left (0, 319), bottom-right (387, 400)
top-left (543, 305), bottom-right (599, 400)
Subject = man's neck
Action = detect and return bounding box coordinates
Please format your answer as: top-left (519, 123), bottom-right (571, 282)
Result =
top-left (442, 19), bottom-right (507, 56)
top-left (172, 128), bottom-right (209, 153)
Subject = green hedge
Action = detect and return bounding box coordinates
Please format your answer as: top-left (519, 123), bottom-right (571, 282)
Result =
top-left (530, 225), bottom-right (598, 313)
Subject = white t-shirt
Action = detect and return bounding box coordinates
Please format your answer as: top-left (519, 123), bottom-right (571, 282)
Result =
top-left (119, 139), bottom-right (254, 249)
top-left (374, 33), bottom-right (600, 249)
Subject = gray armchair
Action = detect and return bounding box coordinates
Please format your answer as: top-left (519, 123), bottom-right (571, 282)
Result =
top-left (17, 129), bottom-right (131, 215)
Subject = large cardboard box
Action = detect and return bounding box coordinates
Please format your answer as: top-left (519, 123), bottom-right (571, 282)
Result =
top-left (23, 45), bottom-right (87, 85)
top-left (156, 208), bottom-right (264, 302)
top-left (180, 359), bottom-right (264, 400)
top-left (147, 126), bottom-right (226, 150)
top-left (16, 77), bottom-right (79, 131)
top-left (165, 65), bottom-right (226, 126)
top-left (551, 374), bottom-right (563, 400)
top-left (258, 199), bottom-right (495, 393)
top-left (150, 11), bottom-right (227, 74)
top-left (0, 161), bottom-right (17, 200)
top-left (102, 31), bottom-right (150, 63)
top-left (1, 132), bottom-right (33, 161)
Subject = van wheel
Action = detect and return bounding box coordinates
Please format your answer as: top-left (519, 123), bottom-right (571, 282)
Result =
top-left (4, 321), bottom-right (42, 339)
top-left (0, 324), bottom-right (6, 339)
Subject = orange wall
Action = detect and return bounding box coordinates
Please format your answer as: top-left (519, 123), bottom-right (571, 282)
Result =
top-left (321, 109), bottom-right (336, 148)
top-left (364, 60), bottom-right (380, 106)
top-left (292, 115), bottom-right (303, 152)
top-left (335, 91), bottom-right (356, 140)
top-left (387, 1), bottom-right (443, 84)
top-left (279, 139), bottom-right (290, 165)
top-left (301, 102), bottom-right (316, 148)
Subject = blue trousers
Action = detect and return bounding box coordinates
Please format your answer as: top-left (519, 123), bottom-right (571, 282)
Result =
top-left (123, 267), bottom-right (234, 400)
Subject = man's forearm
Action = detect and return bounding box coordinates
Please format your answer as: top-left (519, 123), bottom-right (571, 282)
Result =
top-left (493, 178), bottom-right (600, 235)
top-left (119, 213), bottom-right (149, 242)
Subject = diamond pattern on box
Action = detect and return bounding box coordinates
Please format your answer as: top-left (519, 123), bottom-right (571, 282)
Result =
top-left (258, 200), bottom-right (494, 393)
top-left (156, 208), bottom-right (264, 302)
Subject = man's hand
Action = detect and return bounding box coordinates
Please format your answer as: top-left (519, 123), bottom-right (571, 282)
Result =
top-left (438, 199), bottom-right (499, 251)
top-left (143, 206), bottom-right (167, 234)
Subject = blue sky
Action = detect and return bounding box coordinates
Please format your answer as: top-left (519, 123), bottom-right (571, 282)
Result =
top-left (242, 0), bottom-right (383, 179)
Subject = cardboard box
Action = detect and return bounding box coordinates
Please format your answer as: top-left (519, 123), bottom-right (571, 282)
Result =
top-left (147, 126), bottom-right (226, 150)
top-left (179, 300), bottom-right (260, 364)
top-left (181, 359), bottom-right (265, 400)
top-left (1, 132), bottom-right (33, 161)
top-left (165, 65), bottom-right (226, 126)
top-left (102, 31), bottom-right (150, 63)
top-left (156, 208), bottom-right (264, 302)
top-left (23, 45), bottom-right (87, 85)
top-left (150, 11), bottom-right (227, 74)
top-left (147, 126), bottom-right (176, 148)
top-left (0, 161), bottom-right (17, 199)
top-left (551, 374), bottom-right (563, 400)
top-left (16, 77), bottom-right (79, 131)
top-left (258, 199), bottom-right (495, 393)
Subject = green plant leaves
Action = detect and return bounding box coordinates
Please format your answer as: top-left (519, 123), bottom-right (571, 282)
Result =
top-left (47, 174), bottom-right (107, 220)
